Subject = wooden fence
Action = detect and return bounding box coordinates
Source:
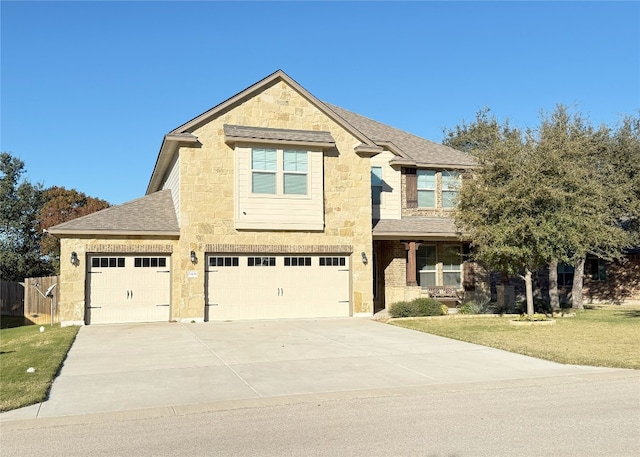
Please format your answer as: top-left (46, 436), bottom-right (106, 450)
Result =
top-left (23, 276), bottom-right (60, 325)
top-left (0, 280), bottom-right (25, 317)
top-left (1, 276), bottom-right (60, 325)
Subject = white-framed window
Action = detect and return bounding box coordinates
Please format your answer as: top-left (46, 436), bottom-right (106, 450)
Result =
top-left (417, 170), bottom-right (436, 208)
top-left (442, 171), bottom-right (460, 208)
top-left (251, 148), bottom-right (277, 194)
top-left (442, 245), bottom-right (462, 287)
top-left (251, 148), bottom-right (308, 196)
top-left (283, 150), bottom-right (308, 195)
top-left (371, 166), bottom-right (383, 205)
top-left (417, 245), bottom-right (437, 287)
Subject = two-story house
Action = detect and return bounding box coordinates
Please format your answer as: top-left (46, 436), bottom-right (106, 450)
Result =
top-left (49, 70), bottom-right (481, 326)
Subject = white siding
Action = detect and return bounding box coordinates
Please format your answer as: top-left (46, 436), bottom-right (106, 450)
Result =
top-left (371, 151), bottom-right (401, 220)
top-left (234, 146), bottom-right (324, 230)
top-left (161, 155), bottom-right (180, 223)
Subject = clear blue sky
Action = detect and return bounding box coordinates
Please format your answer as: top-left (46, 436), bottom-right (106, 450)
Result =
top-left (2, 1), bottom-right (638, 205)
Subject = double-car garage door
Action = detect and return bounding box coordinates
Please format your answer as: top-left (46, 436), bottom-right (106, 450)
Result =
top-left (86, 255), bottom-right (171, 325)
top-left (85, 253), bottom-right (351, 324)
top-left (205, 254), bottom-right (350, 321)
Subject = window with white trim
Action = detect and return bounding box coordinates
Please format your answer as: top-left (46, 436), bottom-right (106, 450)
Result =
top-left (251, 148), bottom-right (308, 196)
top-left (417, 170), bottom-right (436, 208)
top-left (442, 171), bottom-right (460, 208)
top-left (417, 245), bottom-right (436, 287)
top-left (442, 245), bottom-right (462, 287)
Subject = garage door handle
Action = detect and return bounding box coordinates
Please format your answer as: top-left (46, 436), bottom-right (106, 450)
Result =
top-left (127, 291), bottom-right (130, 299)
top-left (156, 304), bottom-right (170, 307)
top-left (88, 306), bottom-right (102, 309)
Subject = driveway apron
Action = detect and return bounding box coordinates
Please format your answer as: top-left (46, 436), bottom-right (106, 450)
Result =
top-left (1, 318), bottom-right (617, 419)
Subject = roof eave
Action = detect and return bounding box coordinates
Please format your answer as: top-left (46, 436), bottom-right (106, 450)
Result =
top-left (47, 229), bottom-right (181, 237)
top-left (147, 133), bottom-right (199, 195)
top-left (225, 136), bottom-right (335, 149)
top-left (389, 157), bottom-right (478, 169)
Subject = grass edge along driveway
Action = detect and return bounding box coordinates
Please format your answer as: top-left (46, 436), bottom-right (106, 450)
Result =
top-left (0, 322), bottom-right (79, 412)
top-left (390, 306), bottom-right (640, 370)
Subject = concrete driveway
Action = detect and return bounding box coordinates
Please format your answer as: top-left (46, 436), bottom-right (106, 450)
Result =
top-left (0, 318), bottom-right (623, 421)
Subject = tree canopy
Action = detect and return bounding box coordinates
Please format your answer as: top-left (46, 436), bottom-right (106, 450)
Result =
top-left (38, 186), bottom-right (110, 271)
top-left (444, 106), bottom-right (640, 311)
top-left (0, 152), bottom-right (110, 280)
top-left (0, 153), bottom-right (52, 281)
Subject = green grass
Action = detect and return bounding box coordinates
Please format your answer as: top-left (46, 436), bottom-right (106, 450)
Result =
top-left (390, 306), bottom-right (640, 369)
top-left (0, 323), bottom-right (79, 412)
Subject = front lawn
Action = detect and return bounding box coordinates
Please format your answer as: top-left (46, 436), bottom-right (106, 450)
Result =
top-left (390, 306), bottom-right (640, 369)
top-left (0, 323), bottom-right (79, 412)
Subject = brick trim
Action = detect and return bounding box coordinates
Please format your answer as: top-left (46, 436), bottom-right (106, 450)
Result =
top-left (88, 244), bottom-right (174, 254)
top-left (203, 244), bottom-right (353, 254)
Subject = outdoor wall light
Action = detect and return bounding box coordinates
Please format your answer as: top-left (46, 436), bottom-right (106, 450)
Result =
top-left (70, 251), bottom-right (79, 266)
top-left (190, 250), bottom-right (197, 264)
top-left (361, 252), bottom-right (368, 265)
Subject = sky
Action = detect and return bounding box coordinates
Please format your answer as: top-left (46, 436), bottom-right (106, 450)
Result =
top-left (1, 1), bottom-right (639, 205)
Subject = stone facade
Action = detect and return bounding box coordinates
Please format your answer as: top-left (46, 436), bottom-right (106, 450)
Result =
top-left (58, 237), bottom-right (178, 324)
top-left (172, 80), bottom-right (374, 319)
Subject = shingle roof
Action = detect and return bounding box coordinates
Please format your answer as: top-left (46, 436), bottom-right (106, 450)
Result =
top-left (373, 217), bottom-right (461, 237)
top-left (224, 124), bottom-right (335, 145)
top-left (325, 103), bottom-right (476, 168)
top-left (48, 190), bottom-right (179, 236)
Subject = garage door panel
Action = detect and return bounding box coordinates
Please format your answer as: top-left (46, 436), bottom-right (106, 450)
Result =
top-left (86, 255), bottom-right (171, 324)
top-left (206, 254), bottom-right (350, 321)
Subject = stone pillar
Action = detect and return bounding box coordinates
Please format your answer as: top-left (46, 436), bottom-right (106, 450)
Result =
top-left (402, 241), bottom-right (421, 286)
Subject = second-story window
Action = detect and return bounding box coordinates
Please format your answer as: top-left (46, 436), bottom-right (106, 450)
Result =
top-left (417, 170), bottom-right (436, 207)
top-left (251, 148), bottom-right (308, 196)
top-left (442, 171), bottom-right (460, 208)
top-left (371, 167), bottom-right (383, 205)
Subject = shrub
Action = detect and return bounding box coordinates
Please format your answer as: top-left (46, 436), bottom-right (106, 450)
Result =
top-left (441, 304), bottom-right (450, 316)
top-left (388, 301), bottom-right (419, 318)
top-left (458, 299), bottom-right (493, 315)
top-left (388, 297), bottom-right (447, 318)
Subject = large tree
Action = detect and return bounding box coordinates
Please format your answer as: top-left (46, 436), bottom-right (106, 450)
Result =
top-left (444, 110), bottom-right (566, 315)
top-left (444, 107), bottom-right (639, 312)
top-left (535, 107), bottom-right (634, 309)
top-left (0, 152), bottom-right (53, 281)
top-left (38, 186), bottom-right (110, 271)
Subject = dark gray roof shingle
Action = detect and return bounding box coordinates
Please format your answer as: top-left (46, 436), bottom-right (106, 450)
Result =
top-left (48, 190), bottom-right (179, 235)
top-left (224, 124), bottom-right (335, 145)
top-left (373, 217), bottom-right (460, 236)
top-left (325, 103), bottom-right (476, 167)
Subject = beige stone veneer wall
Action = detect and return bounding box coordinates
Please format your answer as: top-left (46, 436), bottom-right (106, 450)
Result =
top-left (58, 237), bottom-right (178, 325)
top-left (173, 80), bottom-right (374, 319)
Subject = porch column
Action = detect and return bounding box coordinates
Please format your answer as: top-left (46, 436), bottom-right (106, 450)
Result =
top-left (402, 241), bottom-right (422, 286)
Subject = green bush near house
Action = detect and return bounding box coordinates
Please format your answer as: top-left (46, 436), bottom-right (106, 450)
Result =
top-left (457, 299), bottom-right (493, 315)
top-left (389, 297), bottom-right (447, 318)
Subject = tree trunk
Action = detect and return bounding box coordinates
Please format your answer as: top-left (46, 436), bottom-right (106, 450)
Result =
top-left (525, 269), bottom-right (534, 316)
top-left (571, 256), bottom-right (586, 310)
top-left (548, 260), bottom-right (560, 311)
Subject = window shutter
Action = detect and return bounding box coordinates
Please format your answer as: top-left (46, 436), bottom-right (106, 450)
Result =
top-left (404, 168), bottom-right (417, 208)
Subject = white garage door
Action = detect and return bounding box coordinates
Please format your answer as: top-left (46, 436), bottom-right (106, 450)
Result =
top-left (86, 255), bottom-right (171, 324)
top-left (205, 254), bottom-right (350, 320)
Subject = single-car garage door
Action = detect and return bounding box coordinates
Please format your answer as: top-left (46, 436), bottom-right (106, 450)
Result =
top-left (86, 255), bottom-right (171, 324)
top-left (205, 254), bottom-right (350, 320)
